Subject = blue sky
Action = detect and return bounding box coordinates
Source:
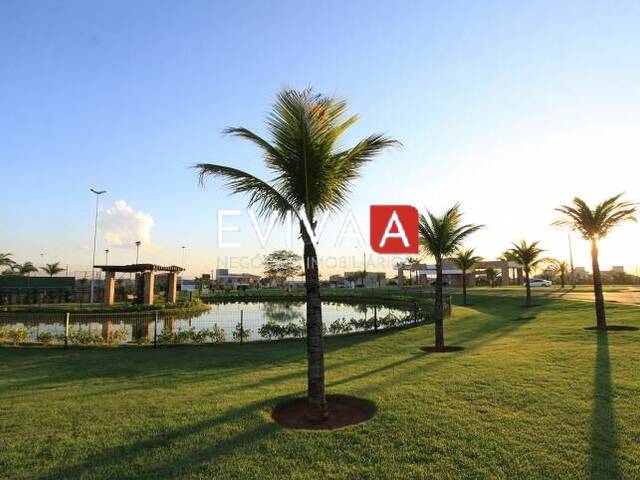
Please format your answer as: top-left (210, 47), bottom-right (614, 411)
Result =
top-left (2, 0), bottom-right (639, 277)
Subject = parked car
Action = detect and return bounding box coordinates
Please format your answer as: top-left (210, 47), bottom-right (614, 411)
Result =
top-left (430, 280), bottom-right (450, 286)
top-left (524, 278), bottom-right (552, 287)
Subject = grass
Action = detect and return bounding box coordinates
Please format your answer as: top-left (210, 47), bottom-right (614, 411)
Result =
top-left (1, 295), bottom-right (639, 479)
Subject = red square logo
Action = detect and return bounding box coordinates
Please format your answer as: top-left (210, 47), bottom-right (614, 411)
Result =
top-left (370, 205), bottom-right (419, 254)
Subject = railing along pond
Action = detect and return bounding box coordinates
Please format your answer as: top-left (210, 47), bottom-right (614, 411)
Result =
top-left (0, 297), bottom-right (451, 347)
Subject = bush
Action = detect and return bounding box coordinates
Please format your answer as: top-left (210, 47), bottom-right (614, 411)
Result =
top-left (159, 326), bottom-right (175, 344)
top-left (68, 328), bottom-right (103, 345)
top-left (258, 320), bottom-right (285, 340)
top-left (106, 327), bottom-right (128, 345)
top-left (8, 327), bottom-right (30, 345)
top-left (136, 335), bottom-right (151, 345)
top-left (232, 322), bottom-right (250, 342)
top-left (209, 324), bottom-right (226, 343)
top-left (37, 331), bottom-right (55, 346)
top-left (328, 318), bottom-right (353, 335)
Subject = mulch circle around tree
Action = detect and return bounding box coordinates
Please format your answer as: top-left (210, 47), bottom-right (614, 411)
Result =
top-left (420, 346), bottom-right (465, 353)
top-left (271, 394), bottom-right (376, 430)
top-left (584, 325), bottom-right (639, 332)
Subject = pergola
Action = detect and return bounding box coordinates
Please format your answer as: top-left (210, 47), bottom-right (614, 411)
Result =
top-left (94, 264), bottom-right (185, 306)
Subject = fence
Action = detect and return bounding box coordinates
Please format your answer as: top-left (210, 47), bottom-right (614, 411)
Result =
top-left (0, 297), bottom-right (451, 348)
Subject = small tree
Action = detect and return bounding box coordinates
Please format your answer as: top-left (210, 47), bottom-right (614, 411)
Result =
top-left (549, 260), bottom-right (569, 288)
top-left (263, 250), bottom-right (302, 287)
top-left (41, 262), bottom-right (65, 277)
top-left (503, 241), bottom-right (551, 307)
top-left (418, 204), bottom-right (483, 350)
top-left (14, 262), bottom-right (38, 276)
top-left (485, 267), bottom-right (499, 287)
top-left (452, 249), bottom-right (483, 305)
top-left (554, 194), bottom-right (637, 330)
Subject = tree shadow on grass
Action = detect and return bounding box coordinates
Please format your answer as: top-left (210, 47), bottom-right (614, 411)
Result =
top-left (590, 332), bottom-right (621, 480)
top-left (35, 395), bottom-right (289, 480)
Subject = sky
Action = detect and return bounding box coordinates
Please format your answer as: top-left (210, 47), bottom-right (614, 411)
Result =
top-left (1, 0), bottom-right (639, 279)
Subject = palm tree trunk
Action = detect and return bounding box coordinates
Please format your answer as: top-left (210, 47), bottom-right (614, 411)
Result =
top-left (461, 268), bottom-right (467, 305)
top-left (591, 240), bottom-right (607, 331)
top-left (301, 223), bottom-right (327, 420)
top-left (525, 269), bottom-right (532, 306)
top-left (561, 273), bottom-right (565, 289)
top-left (434, 260), bottom-right (445, 350)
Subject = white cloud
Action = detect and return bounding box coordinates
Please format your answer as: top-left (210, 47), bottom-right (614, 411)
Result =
top-left (100, 200), bottom-right (154, 247)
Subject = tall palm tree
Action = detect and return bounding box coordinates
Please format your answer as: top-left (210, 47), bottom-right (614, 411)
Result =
top-left (503, 241), bottom-right (550, 307)
top-left (554, 194), bottom-right (637, 330)
top-left (196, 88), bottom-right (398, 418)
top-left (452, 249), bottom-right (483, 306)
top-left (418, 204), bottom-right (483, 351)
top-left (41, 262), bottom-right (65, 277)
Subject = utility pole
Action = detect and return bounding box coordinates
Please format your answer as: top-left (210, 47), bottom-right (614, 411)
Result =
top-left (568, 234), bottom-right (576, 288)
top-left (89, 188), bottom-right (107, 303)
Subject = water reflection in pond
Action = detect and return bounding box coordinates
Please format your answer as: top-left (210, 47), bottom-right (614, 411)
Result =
top-left (0, 301), bottom-right (418, 345)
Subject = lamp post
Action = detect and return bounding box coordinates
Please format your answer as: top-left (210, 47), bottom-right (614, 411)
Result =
top-left (105, 249), bottom-right (109, 265)
top-left (135, 241), bottom-right (141, 264)
top-left (89, 188), bottom-right (107, 303)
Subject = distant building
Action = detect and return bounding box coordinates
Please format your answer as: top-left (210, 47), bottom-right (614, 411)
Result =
top-left (611, 266), bottom-right (625, 273)
top-left (215, 269), bottom-right (261, 290)
top-left (398, 259), bottom-right (523, 287)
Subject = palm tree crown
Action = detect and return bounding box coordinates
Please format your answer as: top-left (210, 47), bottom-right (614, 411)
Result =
top-left (418, 204), bottom-right (484, 260)
top-left (503, 240), bottom-right (549, 274)
top-left (41, 262), bottom-right (65, 277)
top-left (196, 88), bottom-right (399, 223)
top-left (553, 193), bottom-right (637, 240)
top-left (452, 249), bottom-right (483, 271)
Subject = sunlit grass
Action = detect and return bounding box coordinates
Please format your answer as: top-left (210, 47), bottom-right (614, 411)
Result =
top-left (1, 295), bottom-right (639, 479)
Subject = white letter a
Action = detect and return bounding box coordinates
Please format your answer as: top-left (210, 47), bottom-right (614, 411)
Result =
top-left (379, 210), bottom-right (410, 248)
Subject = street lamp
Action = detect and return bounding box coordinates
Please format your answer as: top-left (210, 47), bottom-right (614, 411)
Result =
top-left (105, 249), bottom-right (110, 265)
top-left (181, 245), bottom-right (186, 268)
top-left (135, 241), bottom-right (141, 264)
top-left (89, 188), bottom-right (107, 303)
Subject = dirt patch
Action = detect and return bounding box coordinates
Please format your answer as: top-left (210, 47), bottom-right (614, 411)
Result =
top-left (420, 346), bottom-right (465, 353)
top-left (584, 325), bottom-right (639, 332)
top-left (272, 394), bottom-right (376, 430)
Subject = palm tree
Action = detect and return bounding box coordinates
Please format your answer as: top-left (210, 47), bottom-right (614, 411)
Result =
top-left (41, 262), bottom-right (65, 277)
top-left (452, 249), bottom-right (483, 306)
top-left (503, 241), bottom-right (550, 307)
top-left (554, 194), bottom-right (637, 330)
top-left (0, 253), bottom-right (14, 270)
top-left (195, 88), bottom-right (398, 418)
top-left (418, 204), bottom-right (483, 351)
top-left (549, 259), bottom-right (570, 288)
top-left (485, 267), bottom-right (498, 287)
top-left (405, 256), bottom-right (420, 285)
top-left (13, 262), bottom-right (38, 276)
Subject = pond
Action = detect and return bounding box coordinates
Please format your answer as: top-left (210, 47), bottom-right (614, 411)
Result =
top-left (0, 301), bottom-right (420, 345)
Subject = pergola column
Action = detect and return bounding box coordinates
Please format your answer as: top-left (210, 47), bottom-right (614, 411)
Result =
top-left (501, 266), bottom-right (511, 286)
top-left (167, 272), bottom-right (178, 303)
top-left (143, 271), bottom-right (155, 305)
top-left (104, 271), bottom-right (116, 306)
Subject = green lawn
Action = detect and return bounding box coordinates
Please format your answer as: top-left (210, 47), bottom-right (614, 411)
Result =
top-left (1, 295), bottom-right (639, 479)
